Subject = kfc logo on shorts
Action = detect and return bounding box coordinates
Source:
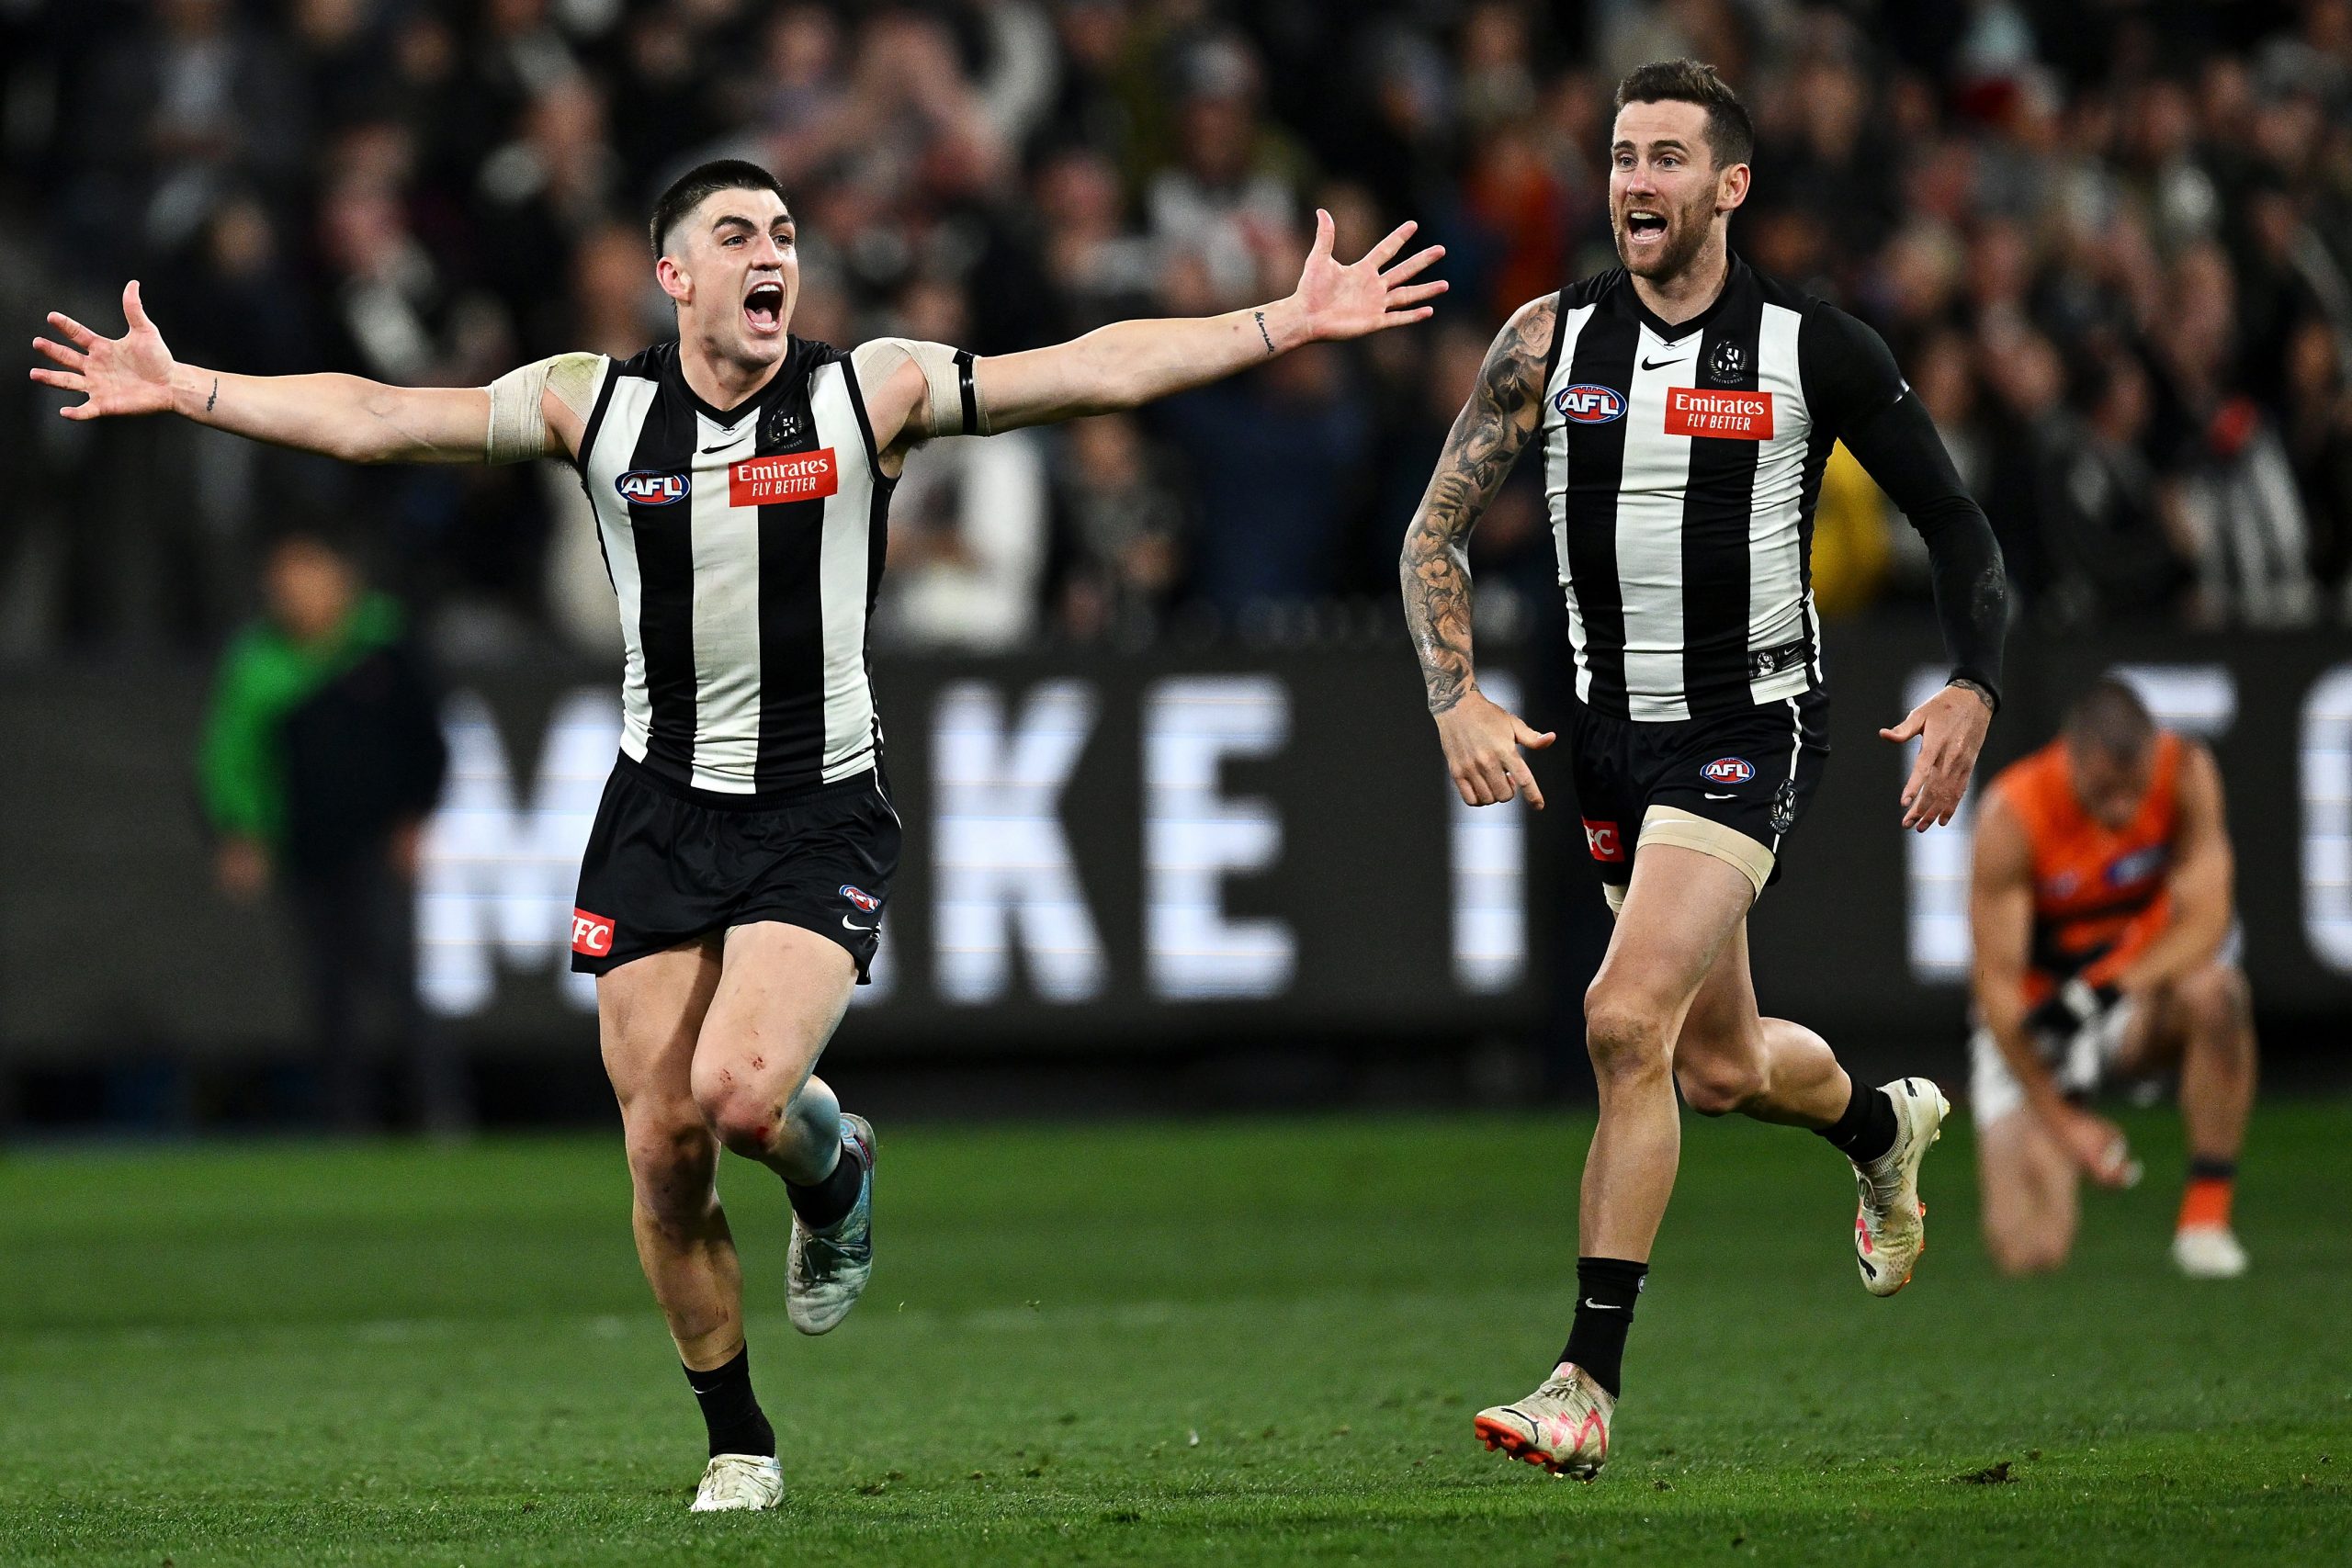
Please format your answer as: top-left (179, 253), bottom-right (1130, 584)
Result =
top-left (839, 884), bottom-right (880, 914)
top-left (571, 908), bottom-right (616, 957)
top-left (1701, 757), bottom-right (1757, 785)
top-left (1582, 818), bottom-right (1626, 863)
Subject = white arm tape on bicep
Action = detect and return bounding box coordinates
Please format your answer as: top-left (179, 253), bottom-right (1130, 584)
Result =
top-left (484, 352), bottom-right (602, 463)
top-left (857, 336), bottom-right (987, 440)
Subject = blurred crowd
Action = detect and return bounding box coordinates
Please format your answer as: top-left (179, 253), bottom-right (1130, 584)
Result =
top-left (5, 0), bottom-right (2352, 663)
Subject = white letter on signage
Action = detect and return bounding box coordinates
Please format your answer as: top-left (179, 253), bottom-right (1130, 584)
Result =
top-left (933, 681), bottom-right (1105, 1002)
top-left (1145, 675), bottom-right (1294, 999)
top-left (2304, 665), bottom-right (2352, 974)
top-left (1453, 671), bottom-right (1526, 992)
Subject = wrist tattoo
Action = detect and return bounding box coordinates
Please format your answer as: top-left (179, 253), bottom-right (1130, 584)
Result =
top-left (1253, 310), bottom-right (1276, 356)
top-left (1948, 675), bottom-right (1996, 714)
top-left (205, 376), bottom-right (218, 414)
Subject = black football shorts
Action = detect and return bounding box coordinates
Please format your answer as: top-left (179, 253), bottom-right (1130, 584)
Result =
top-left (1563, 686), bottom-right (1828, 905)
top-left (569, 754), bottom-right (900, 981)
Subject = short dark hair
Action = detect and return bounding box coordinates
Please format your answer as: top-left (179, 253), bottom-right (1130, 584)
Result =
top-left (2064, 675), bottom-right (2158, 761)
top-left (1614, 59), bottom-right (1754, 171)
top-left (650, 159), bottom-right (789, 259)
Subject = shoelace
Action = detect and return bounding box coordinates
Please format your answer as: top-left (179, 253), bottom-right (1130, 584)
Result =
top-left (1855, 1126), bottom-right (1912, 1212)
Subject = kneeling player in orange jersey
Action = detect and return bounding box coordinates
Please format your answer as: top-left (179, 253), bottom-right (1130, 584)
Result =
top-left (1967, 677), bottom-right (2256, 1279)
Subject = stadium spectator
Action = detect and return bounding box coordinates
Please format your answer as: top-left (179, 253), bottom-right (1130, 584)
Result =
top-left (1157, 340), bottom-right (1372, 623)
top-left (198, 526), bottom-right (464, 1132)
top-left (1048, 412), bottom-right (1189, 643)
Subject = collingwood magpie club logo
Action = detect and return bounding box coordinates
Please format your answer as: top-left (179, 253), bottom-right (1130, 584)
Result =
top-left (760, 402), bottom-right (803, 448)
top-left (1708, 340), bottom-right (1747, 385)
top-left (1770, 780), bottom-right (1799, 834)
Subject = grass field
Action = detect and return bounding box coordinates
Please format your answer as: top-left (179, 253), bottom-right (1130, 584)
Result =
top-left (3, 1103), bottom-right (2348, 1566)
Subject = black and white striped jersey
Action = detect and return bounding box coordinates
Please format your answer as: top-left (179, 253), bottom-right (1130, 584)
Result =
top-left (1538, 257), bottom-right (1921, 722)
top-left (572, 337), bottom-right (889, 795)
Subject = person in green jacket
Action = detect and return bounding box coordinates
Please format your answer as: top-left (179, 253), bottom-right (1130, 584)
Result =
top-left (198, 526), bottom-right (465, 1131)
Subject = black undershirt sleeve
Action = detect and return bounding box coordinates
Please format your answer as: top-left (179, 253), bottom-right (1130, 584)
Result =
top-left (1801, 305), bottom-right (2010, 707)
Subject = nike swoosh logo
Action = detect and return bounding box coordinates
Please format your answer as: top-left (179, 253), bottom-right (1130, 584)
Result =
top-left (1704, 791), bottom-right (1737, 800)
top-left (842, 917), bottom-right (876, 933)
top-left (1640, 355), bottom-right (1688, 370)
top-left (1581, 1299), bottom-right (1621, 1312)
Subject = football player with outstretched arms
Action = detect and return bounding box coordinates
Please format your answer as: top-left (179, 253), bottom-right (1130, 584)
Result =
top-left (33, 158), bottom-right (1446, 1511)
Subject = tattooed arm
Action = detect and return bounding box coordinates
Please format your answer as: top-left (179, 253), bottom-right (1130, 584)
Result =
top-left (1402, 293), bottom-right (1559, 809)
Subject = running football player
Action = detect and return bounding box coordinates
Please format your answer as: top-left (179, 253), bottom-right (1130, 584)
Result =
top-left (33, 159), bottom-right (1445, 1509)
top-left (1968, 676), bottom-right (2256, 1279)
top-left (1398, 62), bottom-right (2008, 1478)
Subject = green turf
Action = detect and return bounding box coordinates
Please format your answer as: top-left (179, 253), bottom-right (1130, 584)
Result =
top-left (2, 1104), bottom-right (2347, 1566)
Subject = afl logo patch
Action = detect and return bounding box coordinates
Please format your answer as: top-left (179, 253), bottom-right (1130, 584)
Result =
top-left (1701, 757), bottom-right (1756, 785)
top-left (1555, 384), bottom-right (1626, 423)
top-left (840, 884), bottom-right (880, 913)
top-left (616, 469), bottom-right (690, 506)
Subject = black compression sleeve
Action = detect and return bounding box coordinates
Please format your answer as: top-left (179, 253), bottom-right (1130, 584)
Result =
top-left (1838, 389), bottom-right (2009, 706)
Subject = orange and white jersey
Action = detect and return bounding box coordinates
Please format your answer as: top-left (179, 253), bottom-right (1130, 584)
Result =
top-left (1984, 731), bottom-right (2186, 1009)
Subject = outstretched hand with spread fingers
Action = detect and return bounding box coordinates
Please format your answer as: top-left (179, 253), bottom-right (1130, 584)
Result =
top-left (30, 280), bottom-right (178, 420)
top-left (1291, 209), bottom-right (1448, 343)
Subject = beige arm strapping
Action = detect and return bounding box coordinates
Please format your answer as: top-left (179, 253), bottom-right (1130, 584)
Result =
top-left (852, 337), bottom-right (988, 440)
top-left (483, 352), bottom-right (605, 463)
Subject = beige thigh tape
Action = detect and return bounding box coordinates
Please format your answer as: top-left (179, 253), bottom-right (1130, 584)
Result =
top-left (1637, 805), bottom-right (1775, 900)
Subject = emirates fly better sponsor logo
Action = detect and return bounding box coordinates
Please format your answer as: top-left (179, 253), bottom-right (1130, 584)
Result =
top-left (1665, 388), bottom-right (1774, 439)
top-left (730, 448), bottom-right (840, 506)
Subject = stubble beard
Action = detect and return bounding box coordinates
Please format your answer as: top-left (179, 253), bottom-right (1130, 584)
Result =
top-left (1614, 191), bottom-right (1716, 285)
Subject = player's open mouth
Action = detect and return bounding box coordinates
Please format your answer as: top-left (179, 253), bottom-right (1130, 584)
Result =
top-left (744, 280), bottom-right (785, 334)
top-left (1625, 209), bottom-right (1668, 244)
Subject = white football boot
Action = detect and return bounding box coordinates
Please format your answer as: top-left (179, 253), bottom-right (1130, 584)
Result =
top-left (1474, 1363), bottom-right (1616, 1480)
top-left (2172, 1224), bottom-right (2249, 1279)
top-left (1851, 1077), bottom-right (1950, 1297)
top-left (690, 1453), bottom-right (784, 1512)
top-left (787, 1112), bottom-right (875, 1335)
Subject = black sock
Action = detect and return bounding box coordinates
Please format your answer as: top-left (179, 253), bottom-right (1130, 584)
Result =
top-left (684, 1346), bottom-right (775, 1459)
top-left (1558, 1257), bottom-right (1647, 1398)
top-left (1816, 1078), bottom-right (1899, 1165)
top-left (2188, 1156), bottom-right (2237, 1183)
top-left (786, 1139), bottom-right (864, 1231)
